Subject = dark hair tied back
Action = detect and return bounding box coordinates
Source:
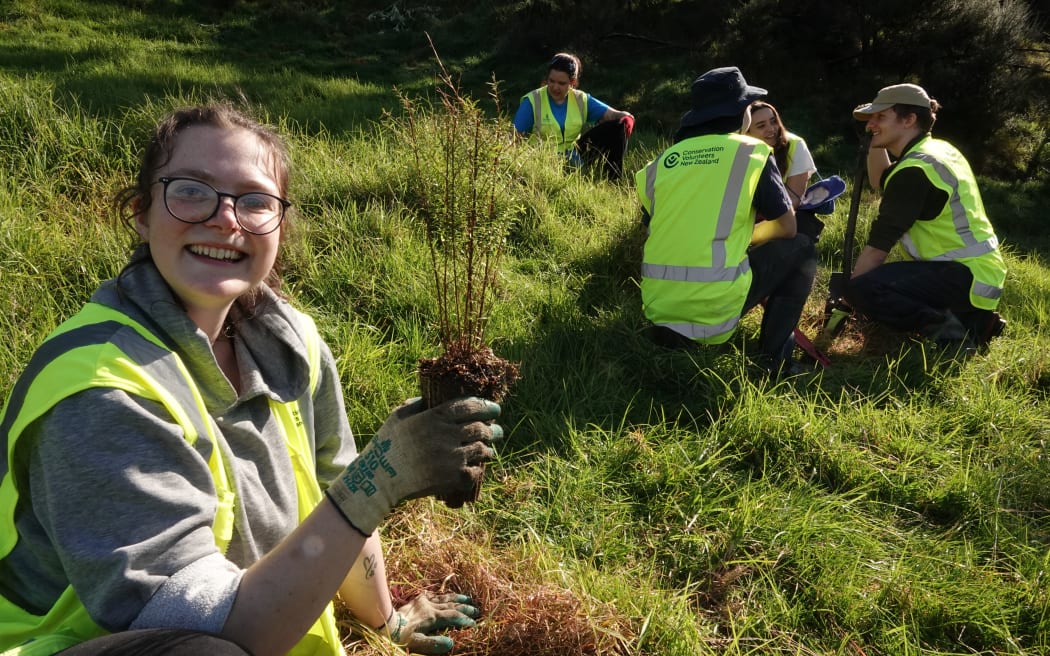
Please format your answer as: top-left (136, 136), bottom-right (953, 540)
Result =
top-left (548, 53), bottom-right (580, 81)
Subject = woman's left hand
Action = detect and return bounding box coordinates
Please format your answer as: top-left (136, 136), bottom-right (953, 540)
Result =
top-left (384, 592), bottom-right (481, 654)
top-left (620, 113), bottom-right (635, 137)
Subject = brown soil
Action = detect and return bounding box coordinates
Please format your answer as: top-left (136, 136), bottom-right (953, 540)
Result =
top-left (417, 342), bottom-right (519, 407)
top-left (417, 341), bottom-right (519, 508)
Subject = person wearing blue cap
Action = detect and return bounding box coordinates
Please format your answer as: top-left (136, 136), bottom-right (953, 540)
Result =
top-left (847, 83), bottom-right (1007, 351)
top-left (635, 66), bottom-right (818, 377)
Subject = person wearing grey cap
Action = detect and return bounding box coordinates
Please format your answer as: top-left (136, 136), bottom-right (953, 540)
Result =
top-left (635, 66), bottom-right (818, 377)
top-left (847, 83), bottom-right (1007, 351)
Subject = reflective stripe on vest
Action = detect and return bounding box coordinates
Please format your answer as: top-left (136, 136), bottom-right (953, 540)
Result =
top-left (888, 137), bottom-right (1006, 309)
top-left (641, 260), bottom-right (751, 283)
top-left (0, 304), bottom-right (342, 656)
top-left (526, 87), bottom-right (587, 153)
top-left (659, 316), bottom-right (743, 341)
top-left (636, 134), bottom-right (769, 343)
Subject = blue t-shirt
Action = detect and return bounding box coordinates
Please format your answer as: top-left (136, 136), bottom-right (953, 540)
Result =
top-left (512, 90), bottom-right (611, 135)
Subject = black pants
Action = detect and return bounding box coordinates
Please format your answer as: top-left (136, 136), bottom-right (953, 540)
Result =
top-left (743, 234), bottom-right (818, 360)
top-left (56, 629), bottom-right (253, 656)
top-left (649, 234), bottom-right (817, 362)
top-left (846, 260), bottom-right (995, 336)
top-left (794, 208), bottom-right (825, 242)
top-left (578, 121), bottom-right (629, 180)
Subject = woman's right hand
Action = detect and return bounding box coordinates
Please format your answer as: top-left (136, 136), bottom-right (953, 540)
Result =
top-left (383, 592), bottom-right (481, 654)
top-left (325, 397), bottom-right (502, 536)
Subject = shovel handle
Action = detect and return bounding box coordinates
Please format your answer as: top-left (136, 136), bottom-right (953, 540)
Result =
top-left (840, 134), bottom-right (870, 275)
top-left (821, 132), bottom-right (869, 336)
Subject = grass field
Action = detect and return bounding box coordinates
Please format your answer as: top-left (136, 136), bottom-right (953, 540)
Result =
top-left (1, 2), bottom-right (1049, 655)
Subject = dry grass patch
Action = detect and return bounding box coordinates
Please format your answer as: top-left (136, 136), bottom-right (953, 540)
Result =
top-left (338, 503), bottom-right (635, 655)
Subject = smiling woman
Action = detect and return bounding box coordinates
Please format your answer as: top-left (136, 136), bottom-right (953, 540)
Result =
top-left (0, 102), bottom-right (503, 656)
top-left (126, 121), bottom-right (288, 347)
top-left (744, 100), bottom-right (817, 209)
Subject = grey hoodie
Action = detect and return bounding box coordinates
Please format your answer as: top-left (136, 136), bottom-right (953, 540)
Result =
top-left (0, 255), bottom-right (357, 633)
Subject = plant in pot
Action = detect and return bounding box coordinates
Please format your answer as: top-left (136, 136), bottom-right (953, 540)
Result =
top-left (389, 49), bottom-right (521, 507)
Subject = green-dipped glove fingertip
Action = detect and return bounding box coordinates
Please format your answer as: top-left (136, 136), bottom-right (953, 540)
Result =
top-left (451, 614), bottom-right (477, 627)
top-left (453, 397), bottom-right (501, 422)
top-left (410, 635), bottom-right (454, 655)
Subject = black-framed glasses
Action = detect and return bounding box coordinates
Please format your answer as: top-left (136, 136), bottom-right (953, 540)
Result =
top-left (155, 177), bottom-right (290, 235)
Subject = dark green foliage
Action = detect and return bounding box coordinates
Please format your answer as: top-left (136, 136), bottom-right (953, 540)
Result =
top-left (7, 0), bottom-right (1043, 181)
top-left (714, 0), bottom-right (1040, 173)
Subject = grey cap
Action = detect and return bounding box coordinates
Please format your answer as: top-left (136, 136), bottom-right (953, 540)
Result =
top-left (853, 83), bottom-right (932, 120)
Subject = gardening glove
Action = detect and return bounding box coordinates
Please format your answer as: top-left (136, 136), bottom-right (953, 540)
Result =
top-left (326, 396), bottom-right (501, 536)
top-left (382, 592), bottom-right (481, 655)
top-left (620, 113), bottom-right (635, 138)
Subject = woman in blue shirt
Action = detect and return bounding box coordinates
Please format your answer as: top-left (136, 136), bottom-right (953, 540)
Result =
top-left (513, 52), bottom-right (634, 179)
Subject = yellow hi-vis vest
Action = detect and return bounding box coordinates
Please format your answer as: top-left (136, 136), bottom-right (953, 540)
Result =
top-left (636, 134), bottom-right (772, 343)
top-left (524, 86), bottom-right (588, 154)
top-left (0, 303), bottom-right (343, 656)
top-left (887, 136), bottom-right (1006, 310)
top-left (783, 133), bottom-right (801, 181)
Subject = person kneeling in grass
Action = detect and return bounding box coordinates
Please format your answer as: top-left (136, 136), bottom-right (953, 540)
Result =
top-left (635, 67), bottom-right (817, 377)
top-left (846, 83), bottom-right (1007, 351)
top-left (0, 103), bottom-right (502, 656)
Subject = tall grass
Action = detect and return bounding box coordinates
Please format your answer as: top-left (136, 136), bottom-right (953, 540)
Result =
top-left (2, 3), bottom-right (1049, 655)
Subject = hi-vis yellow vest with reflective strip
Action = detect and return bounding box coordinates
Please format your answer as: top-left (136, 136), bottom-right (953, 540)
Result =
top-left (783, 133), bottom-right (801, 181)
top-left (0, 303), bottom-right (343, 656)
top-left (887, 136), bottom-right (1006, 310)
top-left (636, 134), bottom-right (771, 343)
top-left (524, 86), bottom-right (588, 153)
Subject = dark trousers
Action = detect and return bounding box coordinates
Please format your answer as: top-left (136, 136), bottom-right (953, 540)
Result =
top-left (743, 234), bottom-right (818, 359)
top-left (578, 121), bottom-right (628, 180)
top-left (846, 260), bottom-right (994, 336)
top-left (56, 629), bottom-right (253, 655)
top-left (649, 234), bottom-right (817, 362)
top-left (794, 208), bottom-right (825, 242)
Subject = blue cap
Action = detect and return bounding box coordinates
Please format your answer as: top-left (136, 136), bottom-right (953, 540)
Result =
top-left (679, 67), bottom-right (767, 129)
